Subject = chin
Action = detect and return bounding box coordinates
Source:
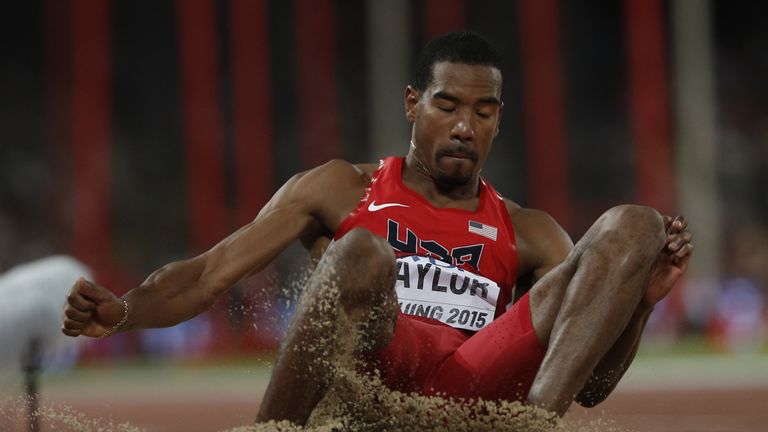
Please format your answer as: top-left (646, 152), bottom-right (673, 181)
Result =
top-left (436, 171), bottom-right (473, 187)
top-left (435, 160), bottom-right (474, 186)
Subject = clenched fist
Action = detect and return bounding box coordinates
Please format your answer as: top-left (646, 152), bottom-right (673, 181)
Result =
top-left (62, 277), bottom-right (126, 338)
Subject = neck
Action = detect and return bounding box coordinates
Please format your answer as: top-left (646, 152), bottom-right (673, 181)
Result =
top-left (403, 150), bottom-right (480, 203)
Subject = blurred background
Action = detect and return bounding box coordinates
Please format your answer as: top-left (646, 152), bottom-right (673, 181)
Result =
top-left (1, 0), bottom-right (766, 377)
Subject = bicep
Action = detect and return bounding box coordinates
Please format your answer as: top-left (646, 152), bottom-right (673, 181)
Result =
top-left (521, 210), bottom-right (574, 283)
top-left (196, 159), bottom-right (363, 292)
top-left (198, 173), bottom-right (319, 292)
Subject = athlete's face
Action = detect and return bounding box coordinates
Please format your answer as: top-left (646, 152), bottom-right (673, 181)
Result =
top-left (405, 62), bottom-right (503, 188)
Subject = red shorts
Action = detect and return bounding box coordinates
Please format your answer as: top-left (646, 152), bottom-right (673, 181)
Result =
top-left (364, 292), bottom-right (546, 402)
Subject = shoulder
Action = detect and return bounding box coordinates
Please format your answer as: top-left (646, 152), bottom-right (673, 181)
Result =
top-left (296, 159), bottom-right (371, 184)
top-left (503, 199), bottom-right (562, 236)
top-left (297, 160), bottom-right (382, 196)
top-left (285, 159), bottom-right (371, 200)
top-left (502, 198), bottom-right (573, 278)
top-left (285, 159), bottom-right (377, 231)
top-left (354, 162), bottom-right (380, 177)
top-left (261, 159), bottom-right (371, 222)
top-left (504, 199), bottom-right (569, 252)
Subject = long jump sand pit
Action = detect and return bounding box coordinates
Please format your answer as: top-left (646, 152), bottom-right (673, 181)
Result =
top-left (2, 353), bottom-right (767, 431)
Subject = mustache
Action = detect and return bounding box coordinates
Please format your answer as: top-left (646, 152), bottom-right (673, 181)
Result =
top-left (436, 146), bottom-right (478, 162)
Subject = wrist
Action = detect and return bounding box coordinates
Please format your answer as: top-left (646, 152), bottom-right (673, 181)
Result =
top-left (99, 297), bottom-right (129, 339)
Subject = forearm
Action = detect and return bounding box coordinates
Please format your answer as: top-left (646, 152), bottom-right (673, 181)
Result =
top-left (120, 255), bottom-right (228, 332)
top-left (115, 211), bottom-right (316, 334)
top-left (575, 305), bottom-right (653, 407)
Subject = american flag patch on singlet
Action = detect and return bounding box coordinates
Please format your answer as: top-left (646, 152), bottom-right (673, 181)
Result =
top-left (468, 220), bottom-right (498, 241)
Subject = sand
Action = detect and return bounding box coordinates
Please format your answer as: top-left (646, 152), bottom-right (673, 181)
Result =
top-left (0, 261), bottom-right (620, 431)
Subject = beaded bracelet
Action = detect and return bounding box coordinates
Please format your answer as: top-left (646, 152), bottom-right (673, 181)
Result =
top-left (99, 298), bottom-right (129, 339)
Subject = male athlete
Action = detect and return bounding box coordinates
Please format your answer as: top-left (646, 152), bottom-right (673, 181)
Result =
top-left (62, 31), bottom-right (693, 425)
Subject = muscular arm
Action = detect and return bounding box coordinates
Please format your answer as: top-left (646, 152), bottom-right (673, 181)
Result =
top-left (509, 205), bottom-right (573, 299)
top-left (63, 160), bottom-right (366, 337)
top-left (121, 195), bottom-right (314, 331)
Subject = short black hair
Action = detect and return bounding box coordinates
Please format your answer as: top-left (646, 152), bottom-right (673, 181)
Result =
top-left (412, 31), bottom-right (503, 91)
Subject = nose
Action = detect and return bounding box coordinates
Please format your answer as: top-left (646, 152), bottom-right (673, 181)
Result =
top-left (450, 110), bottom-right (474, 143)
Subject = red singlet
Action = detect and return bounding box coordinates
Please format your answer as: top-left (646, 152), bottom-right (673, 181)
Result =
top-left (334, 157), bottom-right (546, 401)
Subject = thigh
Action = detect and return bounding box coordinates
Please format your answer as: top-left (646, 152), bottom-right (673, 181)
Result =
top-left (363, 313), bottom-right (468, 394)
top-left (527, 204), bottom-right (664, 346)
top-left (425, 292), bottom-right (547, 401)
top-left (527, 255), bottom-right (580, 346)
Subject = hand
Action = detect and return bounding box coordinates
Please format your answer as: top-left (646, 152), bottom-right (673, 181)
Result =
top-left (62, 277), bottom-right (126, 338)
top-left (642, 215), bottom-right (693, 308)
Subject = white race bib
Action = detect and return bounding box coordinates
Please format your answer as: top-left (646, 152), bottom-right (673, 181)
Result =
top-left (394, 256), bottom-right (500, 331)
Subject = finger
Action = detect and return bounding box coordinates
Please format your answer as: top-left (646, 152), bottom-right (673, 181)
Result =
top-left (666, 235), bottom-right (681, 252)
top-left (77, 278), bottom-right (114, 303)
top-left (62, 317), bottom-right (86, 331)
top-left (668, 216), bottom-right (683, 234)
top-left (669, 231), bottom-right (694, 251)
top-left (680, 231), bottom-right (692, 243)
top-left (64, 306), bottom-right (92, 323)
top-left (66, 290), bottom-right (96, 313)
top-left (663, 215), bottom-right (673, 230)
top-left (675, 243), bottom-right (694, 260)
top-left (672, 245), bottom-right (694, 267)
top-left (672, 215), bottom-right (688, 233)
top-left (61, 327), bottom-right (81, 337)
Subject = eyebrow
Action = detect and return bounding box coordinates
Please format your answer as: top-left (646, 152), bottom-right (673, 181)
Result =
top-left (432, 91), bottom-right (501, 106)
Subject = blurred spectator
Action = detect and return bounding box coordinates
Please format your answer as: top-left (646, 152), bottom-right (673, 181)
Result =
top-left (707, 222), bottom-right (768, 352)
top-left (708, 278), bottom-right (766, 353)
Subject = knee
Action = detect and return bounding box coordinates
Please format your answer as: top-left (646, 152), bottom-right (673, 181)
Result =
top-left (591, 205), bottom-right (665, 262)
top-left (605, 204), bottom-right (663, 230)
top-left (605, 205), bottom-right (664, 245)
top-left (330, 228), bottom-right (396, 308)
top-left (330, 229), bottom-right (398, 347)
top-left (334, 228), bottom-right (395, 277)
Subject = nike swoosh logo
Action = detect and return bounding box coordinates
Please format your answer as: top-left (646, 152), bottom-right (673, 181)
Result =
top-left (368, 201), bottom-right (410, 212)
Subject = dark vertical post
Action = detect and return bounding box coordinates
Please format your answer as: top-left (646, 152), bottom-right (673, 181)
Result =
top-left (229, 0), bottom-right (273, 225)
top-left (626, 0), bottom-right (675, 212)
top-left (23, 338), bottom-right (41, 432)
top-left (423, 0), bottom-right (466, 39)
top-left (71, 0), bottom-right (113, 275)
top-left (295, 0), bottom-right (340, 169)
top-left (518, 0), bottom-right (571, 229)
top-left (176, 0), bottom-right (228, 250)
top-left (45, 0), bottom-right (72, 253)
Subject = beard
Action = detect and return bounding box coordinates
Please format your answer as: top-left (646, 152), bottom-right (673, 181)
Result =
top-left (433, 147), bottom-right (477, 189)
top-left (433, 160), bottom-right (475, 191)
top-left (435, 169), bottom-right (473, 188)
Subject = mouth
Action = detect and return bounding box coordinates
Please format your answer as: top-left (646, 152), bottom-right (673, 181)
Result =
top-left (437, 148), bottom-right (477, 163)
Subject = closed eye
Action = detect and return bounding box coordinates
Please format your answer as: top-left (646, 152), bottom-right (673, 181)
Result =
top-left (475, 104), bottom-right (497, 119)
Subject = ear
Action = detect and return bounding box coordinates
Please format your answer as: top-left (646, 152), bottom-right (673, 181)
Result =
top-left (404, 85), bottom-right (420, 123)
top-left (494, 101), bottom-right (505, 137)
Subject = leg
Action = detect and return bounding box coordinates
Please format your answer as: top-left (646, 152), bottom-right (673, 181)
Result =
top-left (256, 228), bottom-right (398, 425)
top-left (425, 292), bottom-right (547, 402)
top-left (526, 205), bottom-right (665, 415)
